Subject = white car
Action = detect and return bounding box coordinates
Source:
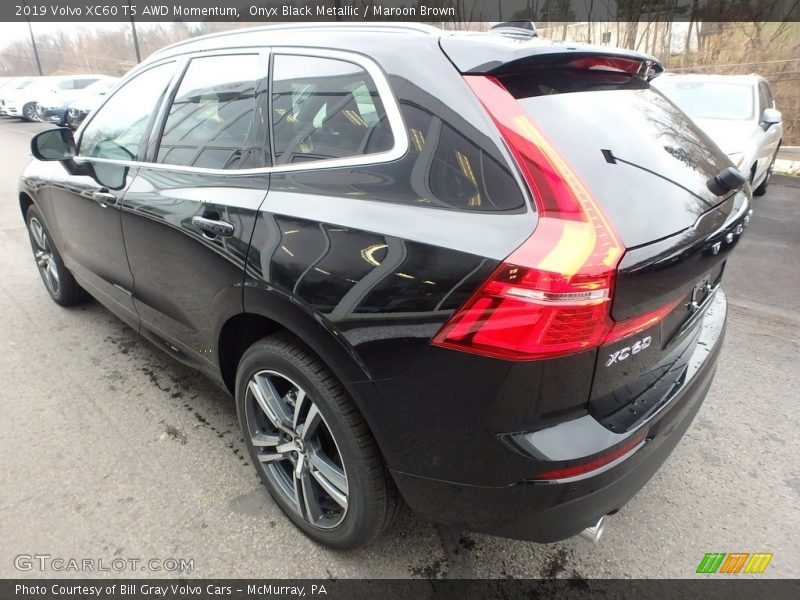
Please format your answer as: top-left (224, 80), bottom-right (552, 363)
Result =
top-left (0, 77), bottom-right (34, 116)
top-left (654, 73), bottom-right (783, 196)
top-left (3, 75), bottom-right (103, 122)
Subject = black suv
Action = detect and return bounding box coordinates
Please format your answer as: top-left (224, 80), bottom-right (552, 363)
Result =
top-left (20, 23), bottom-right (750, 549)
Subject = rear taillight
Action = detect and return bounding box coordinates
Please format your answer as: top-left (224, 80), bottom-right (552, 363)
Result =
top-left (434, 75), bottom-right (678, 360)
top-left (605, 297), bottom-right (683, 345)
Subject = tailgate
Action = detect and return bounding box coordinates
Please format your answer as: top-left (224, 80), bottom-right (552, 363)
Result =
top-left (448, 41), bottom-right (751, 432)
top-left (590, 191), bottom-right (749, 432)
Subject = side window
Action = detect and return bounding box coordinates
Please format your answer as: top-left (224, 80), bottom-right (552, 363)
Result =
top-left (156, 54), bottom-right (263, 170)
top-left (80, 63), bottom-right (175, 161)
top-left (271, 54), bottom-right (394, 165)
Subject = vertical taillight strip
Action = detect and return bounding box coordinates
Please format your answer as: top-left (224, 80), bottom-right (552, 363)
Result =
top-left (431, 76), bottom-right (627, 360)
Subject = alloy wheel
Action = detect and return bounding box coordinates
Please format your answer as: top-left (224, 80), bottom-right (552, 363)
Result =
top-left (29, 217), bottom-right (60, 296)
top-left (25, 104), bottom-right (38, 121)
top-left (245, 370), bottom-right (349, 529)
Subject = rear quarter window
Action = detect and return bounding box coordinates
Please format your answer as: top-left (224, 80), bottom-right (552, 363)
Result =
top-left (271, 54), bottom-right (394, 165)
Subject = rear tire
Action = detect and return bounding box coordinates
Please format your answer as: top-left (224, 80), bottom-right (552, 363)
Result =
top-left (235, 332), bottom-right (400, 549)
top-left (25, 205), bottom-right (87, 306)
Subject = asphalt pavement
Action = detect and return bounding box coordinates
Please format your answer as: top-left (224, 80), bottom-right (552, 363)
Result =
top-left (0, 119), bottom-right (798, 579)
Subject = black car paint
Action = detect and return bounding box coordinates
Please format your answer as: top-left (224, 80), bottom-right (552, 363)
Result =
top-left (19, 26), bottom-right (743, 543)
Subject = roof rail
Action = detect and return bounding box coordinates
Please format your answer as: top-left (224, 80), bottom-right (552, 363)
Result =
top-left (153, 22), bottom-right (441, 57)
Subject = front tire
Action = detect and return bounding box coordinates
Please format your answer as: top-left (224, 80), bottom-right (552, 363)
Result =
top-left (26, 205), bottom-right (86, 306)
top-left (235, 332), bottom-right (400, 549)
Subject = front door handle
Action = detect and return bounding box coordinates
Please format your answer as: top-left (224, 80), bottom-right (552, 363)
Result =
top-left (191, 215), bottom-right (235, 238)
top-left (93, 190), bottom-right (117, 206)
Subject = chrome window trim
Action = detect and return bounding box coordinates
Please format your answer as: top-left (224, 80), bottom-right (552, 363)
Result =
top-left (73, 47), bottom-right (409, 177)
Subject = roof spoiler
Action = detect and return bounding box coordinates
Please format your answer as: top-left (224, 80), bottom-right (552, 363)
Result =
top-left (440, 37), bottom-right (664, 82)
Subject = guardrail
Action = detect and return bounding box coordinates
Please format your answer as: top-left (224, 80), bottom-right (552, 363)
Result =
top-left (778, 146), bottom-right (799, 161)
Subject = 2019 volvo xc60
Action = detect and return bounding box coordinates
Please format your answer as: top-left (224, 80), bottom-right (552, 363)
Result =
top-left (20, 23), bottom-right (750, 549)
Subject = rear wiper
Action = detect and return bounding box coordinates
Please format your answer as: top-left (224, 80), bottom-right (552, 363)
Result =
top-left (601, 148), bottom-right (715, 207)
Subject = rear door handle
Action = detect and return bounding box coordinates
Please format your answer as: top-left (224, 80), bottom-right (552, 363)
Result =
top-left (191, 215), bottom-right (235, 238)
top-left (92, 190), bottom-right (117, 206)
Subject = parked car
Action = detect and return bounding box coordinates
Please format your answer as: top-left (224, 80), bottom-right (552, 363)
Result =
top-left (0, 77), bottom-right (34, 116)
top-left (36, 76), bottom-right (112, 126)
top-left (6, 74), bottom-right (103, 121)
top-left (654, 73), bottom-right (783, 196)
top-left (65, 77), bottom-right (119, 129)
top-left (20, 23), bottom-right (751, 550)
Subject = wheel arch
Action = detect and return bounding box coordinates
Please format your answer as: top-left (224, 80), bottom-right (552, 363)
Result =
top-left (19, 191), bottom-right (35, 219)
top-left (217, 290), bottom-right (372, 396)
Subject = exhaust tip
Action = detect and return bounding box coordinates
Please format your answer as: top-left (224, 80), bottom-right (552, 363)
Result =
top-left (578, 516), bottom-right (607, 544)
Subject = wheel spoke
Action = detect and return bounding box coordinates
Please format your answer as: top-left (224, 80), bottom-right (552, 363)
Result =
top-left (47, 260), bottom-right (60, 289)
top-left (291, 454), bottom-right (306, 515)
top-left (308, 449), bottom-right (347, 496)
top-left (300, 403), bottom-right (323, 441)
top-left (299, 470), bottom-right (323, 524)
top-left (248, 377), bottom-right (293, 435)
top-left (292, 389), bottom-right (307, 429)
top-left (251, 431), bottom-right (281, 447)
top-left (257, 441), bottom-right (296, 463)
top-left (311, 467), bottom-right (348, 509)
top-left (29, 219), bottom-right (45, 250)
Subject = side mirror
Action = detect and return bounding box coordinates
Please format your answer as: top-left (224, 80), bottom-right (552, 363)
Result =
top-left (761, 108), bottom-right (782, 130)
top-left (31, 127), bottom-right (75, 161)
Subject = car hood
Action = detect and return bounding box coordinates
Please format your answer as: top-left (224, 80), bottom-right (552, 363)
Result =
top-left (692, 118), bottom-right (759, 155)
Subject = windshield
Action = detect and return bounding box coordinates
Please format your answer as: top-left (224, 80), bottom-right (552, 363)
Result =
top-left (655, 79), bottom-right (754, 120)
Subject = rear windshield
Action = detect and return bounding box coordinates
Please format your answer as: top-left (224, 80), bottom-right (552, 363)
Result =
top-left (497, 71), bottom-right (730, 247)
top-left (654, 79), bottom-right (753, 120)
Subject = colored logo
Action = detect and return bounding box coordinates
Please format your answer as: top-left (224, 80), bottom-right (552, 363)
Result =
top-left (697, 552), bottom-right (773, 574)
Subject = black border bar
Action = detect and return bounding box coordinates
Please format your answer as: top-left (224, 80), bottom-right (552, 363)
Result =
top-left (6, 0), bottom-right (800, 23)
top-left (3, 579), bottom-right (800, 600)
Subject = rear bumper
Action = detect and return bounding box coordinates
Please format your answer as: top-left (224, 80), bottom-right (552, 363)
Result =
top-left (390, 291), bottom-right (726, 543)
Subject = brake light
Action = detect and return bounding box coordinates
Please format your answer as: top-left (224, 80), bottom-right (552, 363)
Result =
top-left (534, 429), bottom-right (647, 480)
top-left (567, 56), bottom-right (644, 74)
top-left (432, 76), bottom-right (625, 360)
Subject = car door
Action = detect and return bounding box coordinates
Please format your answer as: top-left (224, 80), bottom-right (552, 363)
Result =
top-left (44, 61), bottom-right (177, 329)
top-left (120, 51), bottom-right (270, 375)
